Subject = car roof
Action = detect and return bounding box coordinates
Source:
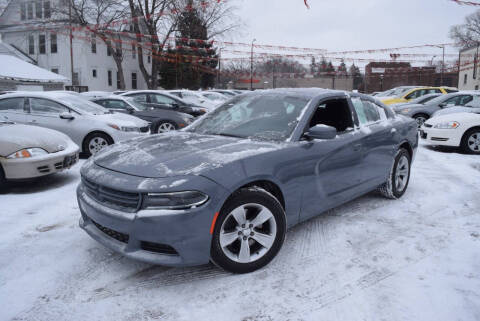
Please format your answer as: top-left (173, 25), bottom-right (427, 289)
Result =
top-left (0, 91), bottom-right (81, 100)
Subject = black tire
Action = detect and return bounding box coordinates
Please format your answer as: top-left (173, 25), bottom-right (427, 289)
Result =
top-left (460, 127), bottom-right (480, 154)
top-left (153, 121), bottom-right (178, 134)
top-left (82, 132), bottom-right (113, 157)
top-left (378, 148), bottom-right (411, 199)
top-left (0, 165), bottom-right (8, 194)
top-left (211, 188), bottom-right (286, 274)
top-left (413, 113), bottom-right (429, 128)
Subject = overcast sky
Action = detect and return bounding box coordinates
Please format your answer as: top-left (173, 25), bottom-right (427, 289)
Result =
top-left (226, 0), bottom-right (476, 68)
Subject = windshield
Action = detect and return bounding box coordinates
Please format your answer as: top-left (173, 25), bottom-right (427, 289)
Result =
top-left (188, 94), bottom-right (310, 141)
top-left (55, 94), bottom-right (110, 114)
top-left (125, 97), bottom-right (148, 111)
top-left (425, 94), bottom-right (453, 105)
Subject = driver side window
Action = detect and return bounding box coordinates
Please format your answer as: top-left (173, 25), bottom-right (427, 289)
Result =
top-left (309, 98), bottom-right (354, 133)
top-left (30, 98), bottom-right (69, 115)
top-left (150, 94), bottom-right (176, 105)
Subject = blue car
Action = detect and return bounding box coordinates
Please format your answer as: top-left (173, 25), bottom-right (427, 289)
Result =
top-left (77, 89), bottom-right (418, 273)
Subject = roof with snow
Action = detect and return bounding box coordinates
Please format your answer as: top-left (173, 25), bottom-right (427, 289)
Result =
top-left (0, 54), bottom-right (69, 83)
top-left (0, 42), bottom-right (35, 64)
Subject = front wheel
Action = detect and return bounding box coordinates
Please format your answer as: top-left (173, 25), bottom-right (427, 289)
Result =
top-left (82, 132), bottom-right (113, 157)
top-left (413, 114), bottom-right (429, 128)
top-left (461, 128), bottom-right (480, 154)
top-left (211, 188), bottom-right (286, 274)
top-left (378, 148), bottom-right (411, 199)
top-left (155, 121), bottom-right (177, 133)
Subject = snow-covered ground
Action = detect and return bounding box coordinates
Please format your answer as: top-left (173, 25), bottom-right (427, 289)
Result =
top-left (1, 143), bottom-right (479, 321)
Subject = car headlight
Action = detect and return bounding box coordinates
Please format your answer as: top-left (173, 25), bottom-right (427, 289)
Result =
top-left (7, 148), bottom-right (48, 159)
top-left (108, 124), bottom-right (140, 132)
top-left (433, 121), bottom-right (460, 129)
top-left (143, 191), bottom-right (209, 210)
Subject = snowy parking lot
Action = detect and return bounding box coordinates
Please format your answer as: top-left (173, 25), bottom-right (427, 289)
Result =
top-left (1, 142), bottom-right (479, 321)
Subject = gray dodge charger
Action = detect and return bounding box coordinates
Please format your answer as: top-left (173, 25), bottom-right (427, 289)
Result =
top-left (77, 89), bottom-right (418, 273)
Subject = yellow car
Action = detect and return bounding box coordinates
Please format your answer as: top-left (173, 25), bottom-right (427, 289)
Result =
top-left (380, 87), bottom-right (457, 105)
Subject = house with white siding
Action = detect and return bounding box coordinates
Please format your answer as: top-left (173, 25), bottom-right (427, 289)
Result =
top-left (0, 0), bottom-right (149, 91)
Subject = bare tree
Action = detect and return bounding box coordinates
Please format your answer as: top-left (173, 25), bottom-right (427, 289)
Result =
top-left (450, 10), bottom-right (480, 48)
top-left (52, 0), bottom-right (130, 89)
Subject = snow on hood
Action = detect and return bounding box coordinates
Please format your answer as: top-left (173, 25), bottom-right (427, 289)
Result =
top-left (391, 103), bottom-right (423, 111)
top-left (92, 132), bottom-right (281, 178)
top-left (433, 107), bottom-right (479, 117)
top-left (94, 113), bottom-right (149, 127)
top-left (426, 112), bottom-right (480, 125)
top-left (0, 123), bottom-right (74, 156)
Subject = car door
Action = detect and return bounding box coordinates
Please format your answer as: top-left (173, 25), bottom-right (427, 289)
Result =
top-left (353, 98), bottom-right (396, 187)
top-left (0, 97), bottom-right (27, 123)
top-left (299, 97), bottom-right (368, 221)
top-left (25, 97), bottom-right (78, 136)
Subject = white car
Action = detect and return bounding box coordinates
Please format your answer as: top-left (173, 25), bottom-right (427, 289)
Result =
top-left (420, 112), bottom-right (480, 154)
top-left (0, 92), bottom-right (150, 156)
top-left (0, 117), bottom-right (79, 189)
top-left (197, 91), bottom-right (228, 106)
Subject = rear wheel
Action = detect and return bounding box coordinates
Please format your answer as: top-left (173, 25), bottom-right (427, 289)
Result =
top-left (378, 148), bottom-right (411, 199)
top-left (413, 113), bottom-right (429, 128)
top-left (82, 132), bottom-right (113, 157)
top-left (0, 165), bottom-right (8, 194)
top-left (211, 188), bottom-right (286, 274)
top-left (154, 121), bottom-right (177, 134)
top-left (461, 128), bottom-right (480, 154)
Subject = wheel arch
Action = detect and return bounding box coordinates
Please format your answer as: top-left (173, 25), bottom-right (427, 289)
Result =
top-left (398, 140), bottom-right (414, 160)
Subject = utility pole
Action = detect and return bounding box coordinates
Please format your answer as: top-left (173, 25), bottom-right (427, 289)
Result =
top-left (68, 0), bottom-right (74, 86)
top-left (441, 45), bottom-right (445, 86)
top-left (217, 47), bottom-right (223, 88)
top-left (250, 38), bottom-right (256, 91)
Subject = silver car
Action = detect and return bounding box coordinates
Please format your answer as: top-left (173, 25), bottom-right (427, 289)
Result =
top-left (392, 91), bottom-right (480, 126)
top-left (0, 92), bottom-right (150, 156)
top-left (0, 117), bottom-right (79, 190)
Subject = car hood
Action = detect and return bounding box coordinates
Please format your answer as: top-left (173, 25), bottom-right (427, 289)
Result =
top-left (0, 123), bottom-right (74, 157)
top-left (392, 103), bottom-right (423, 111)
top-left (93, 132), bottom-right (282, 178)
top-left (95, 113), bottom-right (149, 127)
top-left (433, 106), bottom-right (477, 117)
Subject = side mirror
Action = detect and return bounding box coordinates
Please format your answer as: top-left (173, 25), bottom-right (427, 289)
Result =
top-left (126, 106), bottom-right (135, 113)
top-left (305, 124), bottom-right (337, 140)
top-left (439, 102), bottom-right (447, 108)
top-left (59, 112), bottom-right (74, 120)
top-left (171, 103), bottom-right (180, 109)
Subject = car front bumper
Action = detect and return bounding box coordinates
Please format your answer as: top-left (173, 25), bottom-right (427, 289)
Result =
top-left (1, 143), bottom-right (79, 180)
top-left (419, 126), bottom-right (462, 147)
top-left (77, 163), bottom-right (230, 267)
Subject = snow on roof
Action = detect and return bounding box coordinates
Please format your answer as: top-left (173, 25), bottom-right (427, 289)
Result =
top-left (0, 54), bottom-right (69, 83)
top-left (0, 42), bottom-right (36, 64)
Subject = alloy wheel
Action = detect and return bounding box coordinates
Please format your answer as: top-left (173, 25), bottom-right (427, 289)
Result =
top-left (467, 131), bottom-right (480, 152)
top-left (219, 203), bottom-right (277, 264)
top-left (415, 116), bottom-right (427, 127)
top-left (88, 137), bottom-right (108, 155)
top-left (157, 122), bottom-right (176, 133)
top-left (395, 155), bottom-right (410, 192)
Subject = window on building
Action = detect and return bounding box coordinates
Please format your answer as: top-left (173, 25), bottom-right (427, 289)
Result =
top-left (108, 70), bottom-right (112, 86)
top-left (91, 34), bottom-right (96, 53)
top-left (28, 34), bottom-right (35, 55)
top-left (132, 44), bottom-right (136, 59)
top-left (35, 0), bottom-right (42, 18)
top-left (464, 74), bottom-right (468, 85)
top-left (43, 1), bottom-right (51, 19)
top-left (147, 55), bottom-right (151, 64)
top-left (39, 34), bottom-right (46, 54)
top-left (115, 41), bottom-right (122, 57)
top-left (72, 72), bottom-right (79, 85)
top-left (50, 33), bottom-right (57, 53)
top-left (117, 71), bottom-right (121, 89)
top-left (107, 42), bottom-right (112, 56)
top-left (21, 3), bottom-right (26, 20)
top-left (51, 68), bottom-right (59, 74)
top-left (476, 85), bottom-right (479, 90)
top-left (131, 72), bottom-right (137, 89)
top-left (27, 2), bottom-right (33, 19)
top-left (92, 69), bottom-right (97, 78)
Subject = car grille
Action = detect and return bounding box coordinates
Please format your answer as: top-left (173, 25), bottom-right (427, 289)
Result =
top-left (37, 165), bottom-right (50, 173)
top-left (82, 177), bottom-right (141, 212)
top-left (140, 126), bottom-right (149, 133)
top-left (92, 219), bottom-right (129, 243)
top-left (431, 137), bottom-right (449, 141)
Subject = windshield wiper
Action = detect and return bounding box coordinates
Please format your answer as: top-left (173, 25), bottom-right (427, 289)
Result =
top-left (209, 132), bottom-right (244, 138)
